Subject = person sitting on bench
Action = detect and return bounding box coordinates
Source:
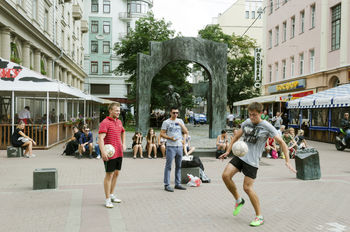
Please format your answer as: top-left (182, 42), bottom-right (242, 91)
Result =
top-left (11, 120), bottom-right (36, 158)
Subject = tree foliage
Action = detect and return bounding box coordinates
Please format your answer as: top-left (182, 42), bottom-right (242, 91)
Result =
top-left (198, 24), bottom-right (260, 113)
top-left (114, 13), bottom-right (193, 111)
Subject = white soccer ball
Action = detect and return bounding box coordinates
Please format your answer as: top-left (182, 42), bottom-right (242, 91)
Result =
top-left (232, 141), bottom-right (248, 157)
top-left (104, 144), bottom-right (115, 158)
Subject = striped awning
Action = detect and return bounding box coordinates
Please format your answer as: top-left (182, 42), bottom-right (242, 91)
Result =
top-left (287, 83), bottom-right (350, 109)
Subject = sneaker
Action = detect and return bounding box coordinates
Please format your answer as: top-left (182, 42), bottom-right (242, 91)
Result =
top-left (29, 154), bottom-right (36, 158)
top-left (266, 154), bottom-right (271, 158)
top-left (250, 216), bottom-right (264, 227)
top-left (233, 198), bottom-right (245, 216)
top-left (174, 185), bottom-right (186, 190)
top-left (24, 155), bottom-right (30, 158)
top-left (105, 199), bottom-right (114, 208)
top-left (110, 195), bottom-right (122, 203)
top-left (96, 155), bottom-right (101, 159)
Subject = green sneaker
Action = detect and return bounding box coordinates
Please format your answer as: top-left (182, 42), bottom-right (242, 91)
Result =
top-left (233, 198), bottom-right (245, 216)
top-left (250, 216), bottom-right (264, 227)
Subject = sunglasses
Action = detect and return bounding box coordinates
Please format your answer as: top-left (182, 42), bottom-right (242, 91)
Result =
top-left (172, 112), bottom-right (179, 114)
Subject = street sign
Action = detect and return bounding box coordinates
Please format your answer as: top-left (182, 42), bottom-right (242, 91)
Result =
top-left (254, 48), bottom-right (262, 88)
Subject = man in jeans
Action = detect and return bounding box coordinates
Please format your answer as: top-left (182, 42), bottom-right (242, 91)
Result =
top-left (161, 106), bottom-right (188, 192)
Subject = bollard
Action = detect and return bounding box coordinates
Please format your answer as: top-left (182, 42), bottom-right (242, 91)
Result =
top-left (33, 168), bottom-right (58, 190)
top-left (295, 148), bottom-right (321, 180)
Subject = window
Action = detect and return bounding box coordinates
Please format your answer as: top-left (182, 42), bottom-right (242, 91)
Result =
top-left (282, 60), bottom-right (286, 79)
top-left (32, 0), bottom-right (38, 20)
top-left (311, 109), bottom-right (328, 126)
top-left (299, 53), bottom-right (304, 75)
top-left (283, 0), bottom-right (288, 4)
top-left (268, 30), bottom-right (272, 49)
top-left (291, 57), bottom-right (295, 77)
top-left (127, 22), bottom-right (131, 34)
top-left (310, 49), bottom-right (315, 73)
top-left (103, 41), bottom-right (110, 53)
top-left (91, 21), bottom-right (98, 33)
top-left (276, 0), bottom-right (280, 9)
top-left (91, 84), bottom-right (110, 95)
top-left (245, 11), bottom-right (249, 19)
top-left (269, 0), bottom-right (273, 14)
top-left (275, 63), bottom-right (279, 80)
top-left (300, 10), bottom-right (305, 33)
top-left (103, 0), bottom-right (110, 13)
top-left (103, 62), bottom-right (110, 73)
top-left (68, 12), bottom-right (70, 26)
top-left (282, 21), bottom-right (287, 42)
top-left (251, 11), bottom-right (255, 19)
top-left (91, 61), bottom-right (98, 74)
top-left (291, 16), bottom-right (295, 38)
top-left (61, 30), bottom-right (65, 50)
top-left (269, 65), bottom-right (272, 82)
top-left (311, 4), bottom-right (315, 28)
top-left (103, 21), bottom-right (110, 34)
top-left (91, 0), bottom-right (98, 13)
top-left (44, 9), bottom-right (49, 32)
top-left (275, 26), bottom-right (279, 46)
top-left (91, 41), bottom-right (98, 53)
top-left (331, 4), bottom-right (341, 51)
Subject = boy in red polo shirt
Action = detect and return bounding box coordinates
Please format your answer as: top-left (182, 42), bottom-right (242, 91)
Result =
top-left (98, 103), bottom-right (126, 208)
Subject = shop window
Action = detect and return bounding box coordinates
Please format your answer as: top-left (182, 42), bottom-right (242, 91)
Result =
top-left (91, 84), bottom-right (110, 95)
top-left (289, 109), bottom-right (300, 125)
top-left (311, 109), bottom-right (328, 127)
top-left (331, 107), bottom-right (350, 128)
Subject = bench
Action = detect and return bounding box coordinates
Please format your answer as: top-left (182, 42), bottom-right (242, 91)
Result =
top-left (33, 168), bottom-right (58, 190)
top-left (295, 148), bottom-right (321, 180)
top-left (181, 167), bottom-right (201, 184)
top-left (7, 146), bottom-right (23, 158)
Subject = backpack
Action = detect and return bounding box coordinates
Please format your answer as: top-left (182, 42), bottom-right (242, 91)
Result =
top-left (63, 140), bottom-right (78, 156)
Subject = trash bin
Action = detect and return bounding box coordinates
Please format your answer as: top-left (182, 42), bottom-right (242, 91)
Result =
top-left (295, 148), bottom-right (321, 180)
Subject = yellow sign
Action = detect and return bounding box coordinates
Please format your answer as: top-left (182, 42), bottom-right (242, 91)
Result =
top-left (276, 81), bottom-right (299, 91)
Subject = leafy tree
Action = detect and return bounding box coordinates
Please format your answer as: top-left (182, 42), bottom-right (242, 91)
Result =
top-left (198, 24), bottom-right (260, 113)
top-left (114, 13), bottom-right (193, 111)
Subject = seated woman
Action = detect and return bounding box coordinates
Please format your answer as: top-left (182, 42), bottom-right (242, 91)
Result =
top-left (216, 130), bottom-right (229, 152)
top-left (11, 120), bottom-right (36, 158)
top-left (295, 129), bottom-right (307, 149)
top-left (146, 128), bottom-right (157, 159)
top-left (183, 132), bottom-right (195, 156)
top-left (265, 137), bottom-right (278, 159)
top-left (132, 132), bottom-right (143, 159)
top-left (62, 126), bottom-right (82, 156)
top-left (158, 133), bottom-right (166, 158)
top-left (282, 128), bottom-right (298, 159)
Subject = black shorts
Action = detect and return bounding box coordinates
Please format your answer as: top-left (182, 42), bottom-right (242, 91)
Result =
top-left (229, 155), bottom-right (258, 179)
top-left (104, 157), bottom-right (123, 172)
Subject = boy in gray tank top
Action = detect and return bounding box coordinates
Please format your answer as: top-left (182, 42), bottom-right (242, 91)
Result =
top-left (219, 102), bottom-right (296, 227)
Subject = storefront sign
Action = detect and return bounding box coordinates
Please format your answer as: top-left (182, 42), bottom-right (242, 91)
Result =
top-left (279, 90), bottom-right (314, 102)
top-left (268, 79), bottom-right (306, 93)
top-left (254, 48), bottom-right (262, 88)
top-left (0, 60), bottom-right (22, 81)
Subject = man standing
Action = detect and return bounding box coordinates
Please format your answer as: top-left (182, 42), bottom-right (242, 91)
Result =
top-left (219, 102), bottom-right (296, 227)
top-left (98, 103), bottom-right (126, 208)
top-left (18, 106), bottom-right (33, 124)
top-left (271, 112), bottom-right (283, 130)
top-left (341, 112), bottom-right (350, 145)
top-left (227, 113), bottom-right (234, 128)
top-left (161, 106), bottom-right (188, 192)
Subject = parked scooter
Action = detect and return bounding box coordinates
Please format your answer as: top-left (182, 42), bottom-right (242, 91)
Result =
top-left (335, 128), bottom-right (350, 150)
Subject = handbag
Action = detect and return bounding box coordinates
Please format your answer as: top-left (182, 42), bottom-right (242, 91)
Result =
top-left (18, 137), bottom-right (30, 143)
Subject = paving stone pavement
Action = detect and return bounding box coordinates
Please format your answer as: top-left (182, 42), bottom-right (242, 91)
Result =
top-left (0, 125), bottom-right (350, 232)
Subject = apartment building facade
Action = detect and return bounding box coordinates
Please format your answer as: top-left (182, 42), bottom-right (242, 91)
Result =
top-left (83, 0), bottom-right (152, 103)
top-left (0, 0), bottom-right (87, 90)
top-left (263, 0), bottom-right (350, 108)
top-left (215, 0), bottom-right (263, 47)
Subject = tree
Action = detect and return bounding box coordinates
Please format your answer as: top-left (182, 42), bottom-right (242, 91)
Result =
top-left (114, 13), bottom-right (193, 111)
top-left (198, 25), bottom-right (260, 113)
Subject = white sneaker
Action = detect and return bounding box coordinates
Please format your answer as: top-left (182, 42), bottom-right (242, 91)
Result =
top-left (266, 154), bottom-right (271, 158)
top-left (96, 155), bottom-right (101, 159)
top-left (111, 195), bottom-right (122, 203)
top-left (24, 155), bottom-right (30, 158)
top-left (29, 154), bottom-right (36, 158)
top-left (105, 199), bottom-right (114, 208)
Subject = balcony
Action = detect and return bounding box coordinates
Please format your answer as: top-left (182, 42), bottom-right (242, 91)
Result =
top-left (81, 20), bottom-right (88, 33)
top-left (119, 12), bottom-right (147, 21)
top-left (72, 5), bottom-right (82, 20)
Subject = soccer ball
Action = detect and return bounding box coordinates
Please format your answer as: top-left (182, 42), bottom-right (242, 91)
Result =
top-left (104, 144), bottom-right (115, 158)
top-left (232, 141), bottom-right (248, 157)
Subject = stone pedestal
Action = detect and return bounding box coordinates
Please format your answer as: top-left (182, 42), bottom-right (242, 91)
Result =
top-left (181, 167), bottom-right (200, 184)
top-left (295, 148), bottom-right (321, 180)
top-left (7, 146), bottom-right (23, 158)
top-left (33, 168), bottom-right (58, 190)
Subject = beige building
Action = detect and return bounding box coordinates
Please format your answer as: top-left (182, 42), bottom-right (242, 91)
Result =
top-left (0, 0), bottom-right (87, 90)
top-left (215, 0), bottom-right (263, 47)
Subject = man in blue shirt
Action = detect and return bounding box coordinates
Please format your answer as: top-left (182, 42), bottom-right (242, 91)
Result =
top-left (78, 127), bottom-right (93, 159)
